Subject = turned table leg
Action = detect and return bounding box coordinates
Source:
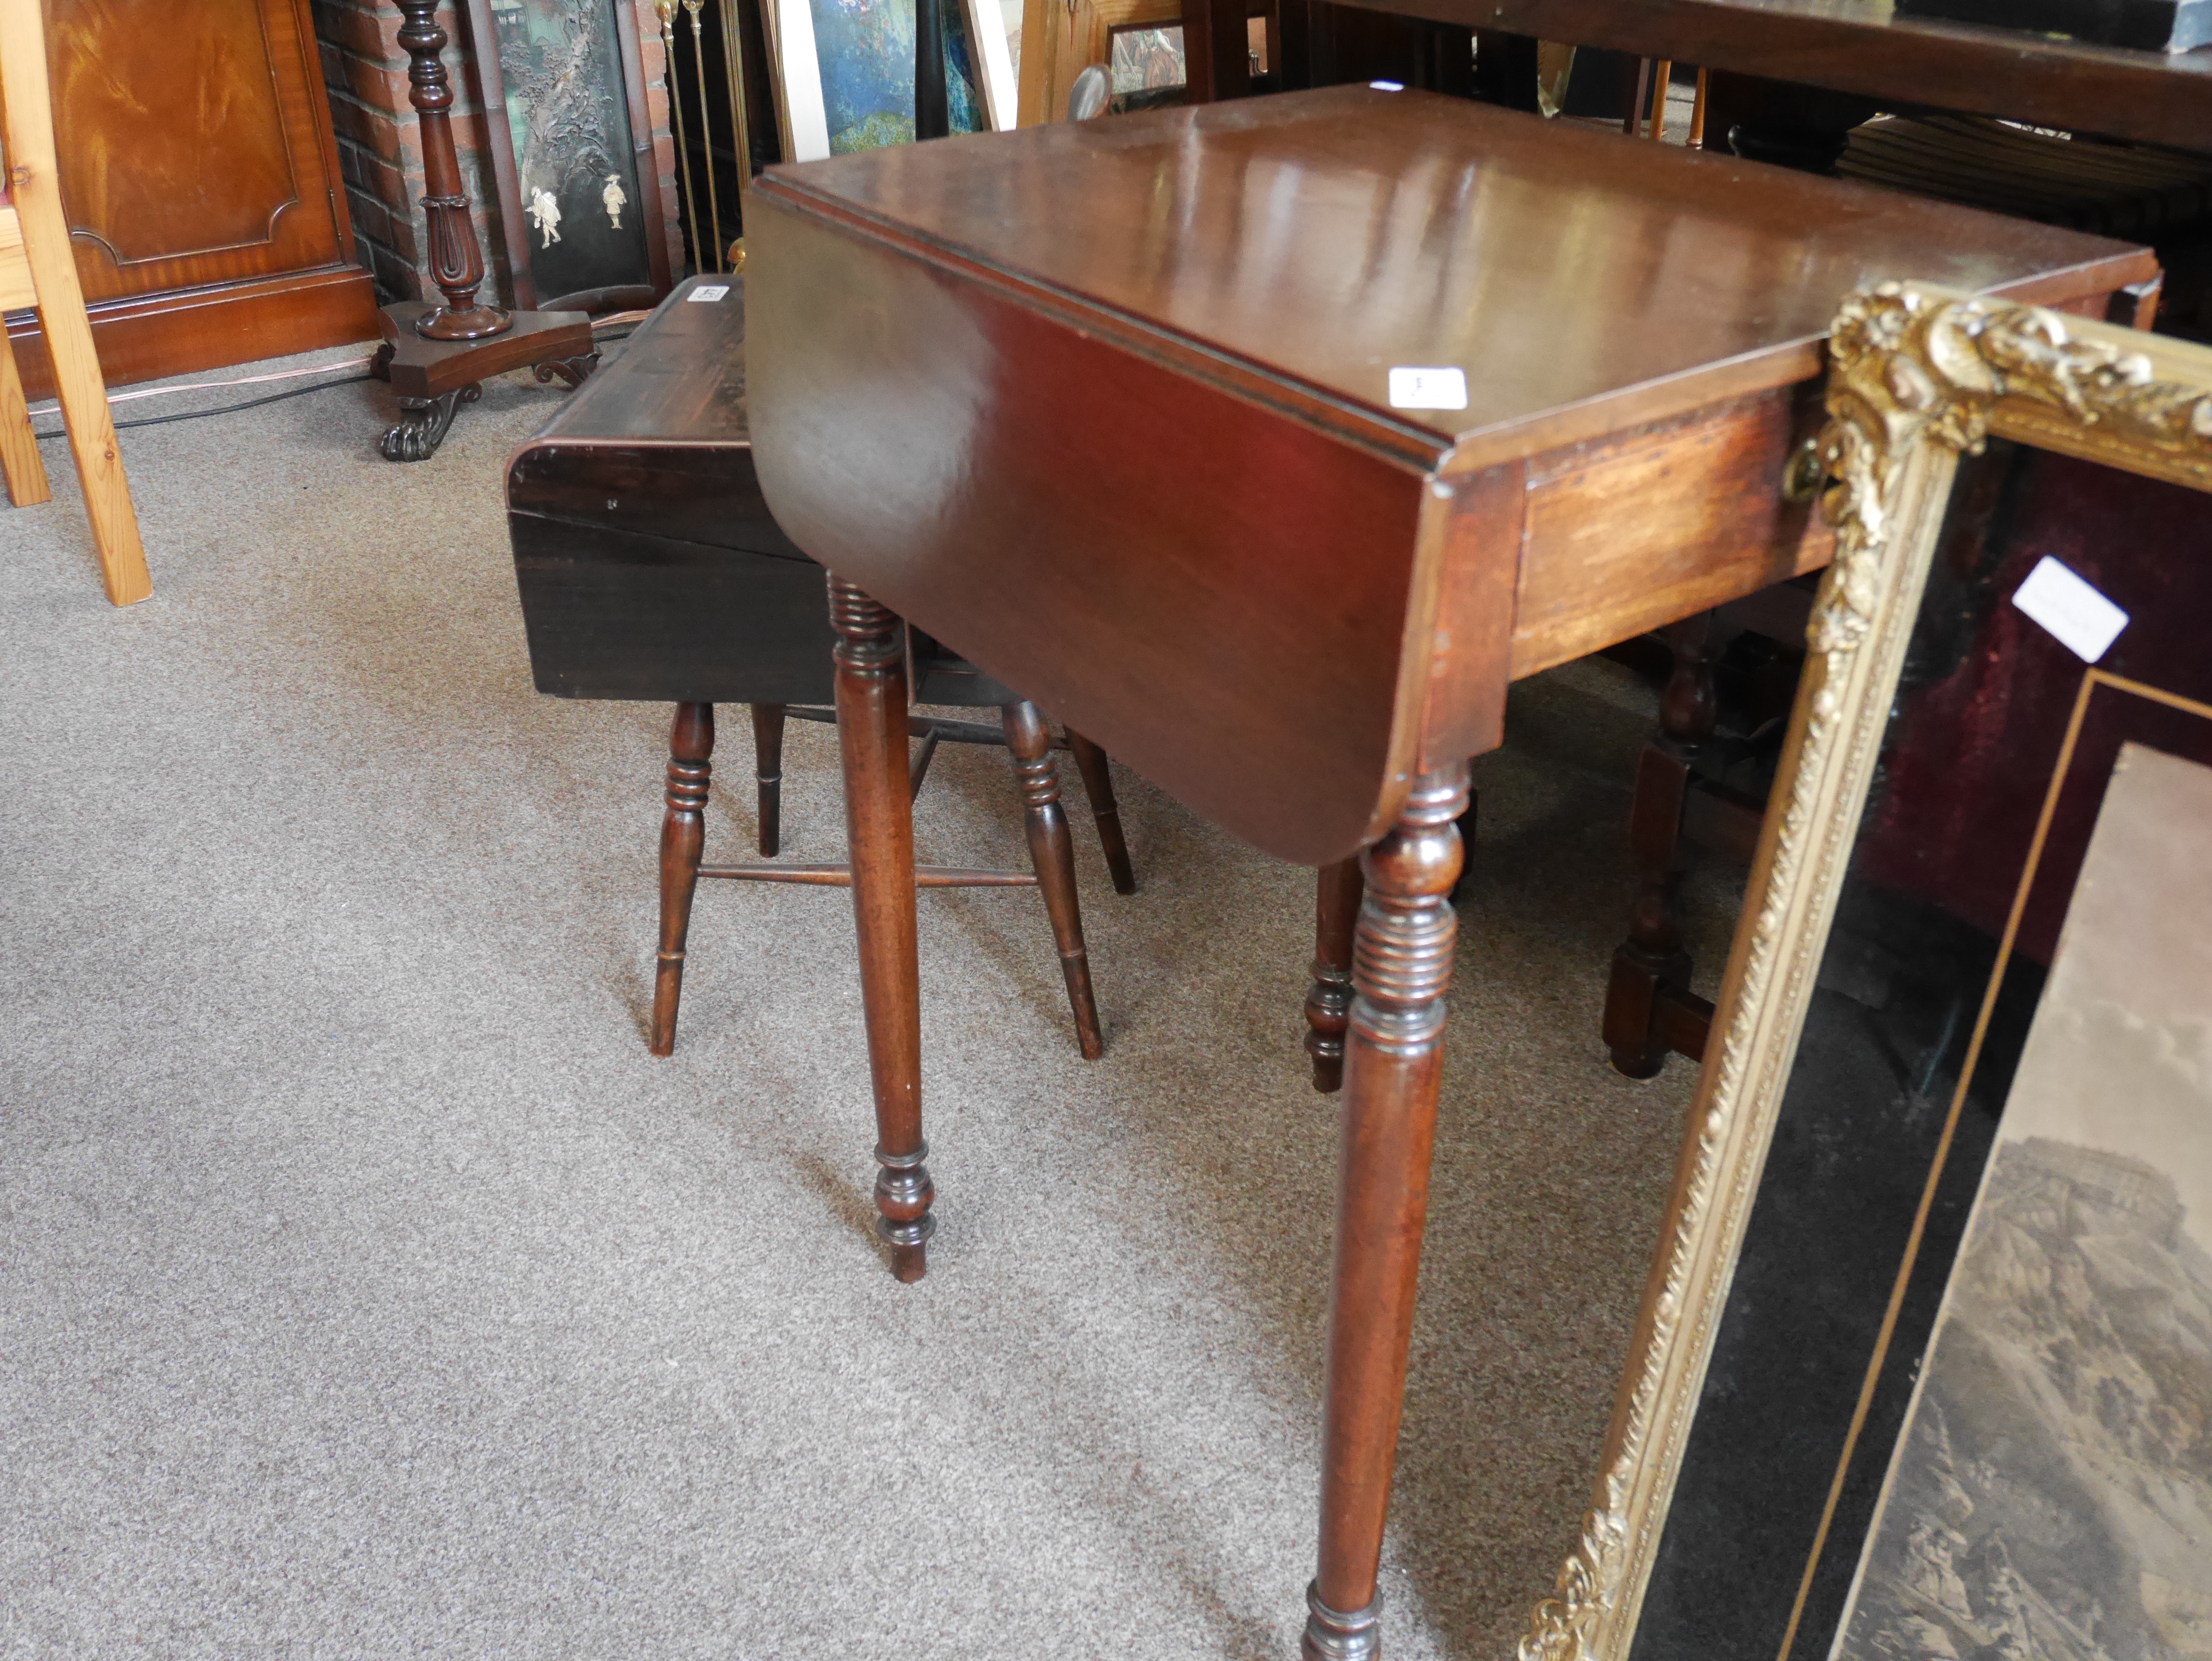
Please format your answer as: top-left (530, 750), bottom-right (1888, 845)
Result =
top-left (1305, 764), bottom-right (1468, 1661)
top-left (650, 701), bottom-right (714, 1056)
top-left (1605, 614), bottom-right (1714, 1078)
top-left (829, 575), bottom-right (933, 1282)
top-left (750, 702), bottom-right (786, 857)
top-left (1065, 728), bottom-right (1137, 895)
top-left (1005, 701), bottom-right (1105, 1060)
top-left (1304, 857), bottom-right (1364, 1094)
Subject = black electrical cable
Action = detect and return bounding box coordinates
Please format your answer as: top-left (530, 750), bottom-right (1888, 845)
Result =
top-left (30, 371), bottom-right (376, 441)
top-left (28, 325), bottom-right (638, 443)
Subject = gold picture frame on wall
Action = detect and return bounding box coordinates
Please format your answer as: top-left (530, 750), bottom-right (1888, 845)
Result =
top-left (1517, 282), bottom-right (2212, 1661)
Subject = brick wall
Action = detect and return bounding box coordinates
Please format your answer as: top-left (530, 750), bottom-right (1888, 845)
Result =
top-left (313, 0), bottom-right (685, 305)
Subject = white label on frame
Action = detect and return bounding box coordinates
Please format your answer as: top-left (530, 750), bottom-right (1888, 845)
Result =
top-left (2011, 555), bottom-right (2130, 663)
top-left (688, 285), bottom-right (731, 303)
top-left (1388, 366), bottom-right (1467, 411)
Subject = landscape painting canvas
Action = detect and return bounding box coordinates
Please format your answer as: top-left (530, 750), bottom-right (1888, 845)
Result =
top-left (777, 0), bottom-right (1012, 159)
top-left (1832, 740), bottom-right (2212, 1661)
top-left (781, 0), bottom-right (981, 154)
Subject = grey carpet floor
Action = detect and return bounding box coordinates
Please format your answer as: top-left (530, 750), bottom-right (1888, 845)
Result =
top-left (0, 347), bottom-right (1738, 1659)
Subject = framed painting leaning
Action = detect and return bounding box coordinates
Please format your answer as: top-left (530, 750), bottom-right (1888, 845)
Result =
top-left (767, 0), bottom-right (1016, 160)
top-left (1514, 283), bottom-right (2212, 1661)
top-left (464, 0), bottom-right (674, 312)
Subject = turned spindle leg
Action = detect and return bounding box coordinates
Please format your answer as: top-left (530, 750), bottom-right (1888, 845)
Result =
top-left (829, 576), bottom-right (933, 1282)
top-left (1006, 702), bottom-right (1105, 1060)
top-left (1065, 728), bottom-right (1137, 896)
top-left (650, 701), bottom-right (715, 1057)
top-left (1304, 857), bottom-right (1363, 1094)
top-left (1605, 615), bottom-right (1714, 1078)
top-left (1305, 765), bottom-right (1468, 1661)
top-left (750, 702), bottom-right (786, 857)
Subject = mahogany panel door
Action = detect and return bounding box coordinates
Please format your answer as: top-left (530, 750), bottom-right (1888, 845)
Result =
top-left (7, 0), bottom-right (379, 396)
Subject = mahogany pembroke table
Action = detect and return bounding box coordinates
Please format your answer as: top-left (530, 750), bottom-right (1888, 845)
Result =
top-left (740, 86), bottom-right (2152, 1659)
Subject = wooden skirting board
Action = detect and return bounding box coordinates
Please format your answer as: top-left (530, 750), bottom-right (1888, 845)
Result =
top-left (3, 264), bottom-right (380, 402)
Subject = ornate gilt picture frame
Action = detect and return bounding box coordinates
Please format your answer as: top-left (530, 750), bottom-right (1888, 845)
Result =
top-left (1517, 281), bottom-right (2212, 1661)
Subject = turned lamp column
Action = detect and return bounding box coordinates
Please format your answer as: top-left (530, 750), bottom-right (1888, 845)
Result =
top-left (373, 1), bottom-right (597, 461)
top-left (396, 0), bottom-right (510, 342)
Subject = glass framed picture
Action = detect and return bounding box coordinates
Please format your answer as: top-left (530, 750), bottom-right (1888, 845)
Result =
top-left (767, 0), bottom-right (1015, 160)
top-left (1514, 283), bottom-right (2212, 1661)
top-left (466, 0), bottom-right (674, 311)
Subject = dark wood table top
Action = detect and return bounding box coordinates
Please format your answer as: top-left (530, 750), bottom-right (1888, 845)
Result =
top-left (1350, 0), bottom-right (2212, 149)
top-left (768, 86), bottom-right (2151, 475)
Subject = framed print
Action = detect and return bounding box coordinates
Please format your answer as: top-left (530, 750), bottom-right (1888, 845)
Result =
top-left (465, 0), bottom-right (674, 311)
top-left (771, 0), bottom-right (1014, 161)
top-left (1514, 284), bottom-right (2212, 1661)
top-left (1831, 739), bottom-right (2212, 1661)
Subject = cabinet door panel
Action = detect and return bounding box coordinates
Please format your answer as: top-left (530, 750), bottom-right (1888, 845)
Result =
top-left (48, 0), bottom-right (351, 303)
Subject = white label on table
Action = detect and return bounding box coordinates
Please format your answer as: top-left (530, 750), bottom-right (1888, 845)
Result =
top-left (1388, 366), bottom-right (1467, 410)
top-left (1370, 79), bottom-right (1404, 90)
top-left (2012, 555), bottom-right (2129, 663)
top-left (688, 284), bottom-right (732, 302)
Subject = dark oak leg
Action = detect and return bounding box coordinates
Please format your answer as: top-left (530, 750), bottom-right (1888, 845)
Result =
top-left (750, 702), bottom-right (786, 857)
top-left (1065, 728), bottom-right (1137, 896)
top-left (1006, 702), bottom-right (1106, 1060)
top-left (1305, 765), bottom-right (1468, 1661)
top-left (1304, 856), bottom-right (1363, 1094)
top-left (829, 576), bottom-right (932, 1282)
top-left (1605, 615), bottom-right (1715, 1078)
top-left (650, 701), bottom-right (714, 1057)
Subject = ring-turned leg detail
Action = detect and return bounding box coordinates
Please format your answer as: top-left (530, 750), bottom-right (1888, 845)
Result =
top-left (829, 573), bottom-right (931, 1282)
top-left (1305, 856), bottom-right (1364, 1094)
top-left (1005, 701), bottom-right (1104, 1059)
top-left (1304, 1581), bottom-right (1383, 1661)
top-left (1305, 764), bottom-right (1469, 1661)
top-left (650, 701), bottom-right (714, 1056)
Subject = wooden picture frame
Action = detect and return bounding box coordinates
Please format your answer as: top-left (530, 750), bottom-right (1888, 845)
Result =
top-left (769, 0), bottom-right (1015, 160)
top-left (1014, 0), bottom-right (1179, 125)
top-left (462, 0), bottom-right (674, 312)
top-left (1514, 282), bottom-right (2212, 1661)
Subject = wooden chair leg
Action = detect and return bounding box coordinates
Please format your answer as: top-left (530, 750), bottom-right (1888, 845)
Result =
top-left (1605, 615), bottom-right (1715, 1077)
top-left (1064, 727), bottom-right (1137, 895)
top-left (750, 701), bottom-right (786, 856)
top-left (830, 575), bottom-right (933, 1282)
top-left (650, 702), bottom-right (714, 1056)
top-left (1, 0), bottom-right (151, 608)
top-left (0, 328), bottom-right (51, 508)
top-left (1006, 701), bottom-right (1105, 1060)
top-left (1304, 856), bottom-right (1363, 1094)
top-left (1305, 764), bottom-right (1468, 1661)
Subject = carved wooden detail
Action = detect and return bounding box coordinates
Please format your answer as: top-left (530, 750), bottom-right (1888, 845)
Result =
top-left (1005, 700), bottom-right (1104, 1060)
top-left (651, 701), bottom-right (715, 1057)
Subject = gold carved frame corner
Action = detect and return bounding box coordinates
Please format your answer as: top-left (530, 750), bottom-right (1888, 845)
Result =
top-left (1515, 282), bottom-right (2212, 1661)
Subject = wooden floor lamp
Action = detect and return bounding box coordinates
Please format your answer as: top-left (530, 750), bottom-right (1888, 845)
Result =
top-left (371, 0), bottom-right (600, 461)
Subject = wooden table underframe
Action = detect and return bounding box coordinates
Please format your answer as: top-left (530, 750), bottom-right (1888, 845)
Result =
top-left (743, 88), bottom-right (2152, 1657)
